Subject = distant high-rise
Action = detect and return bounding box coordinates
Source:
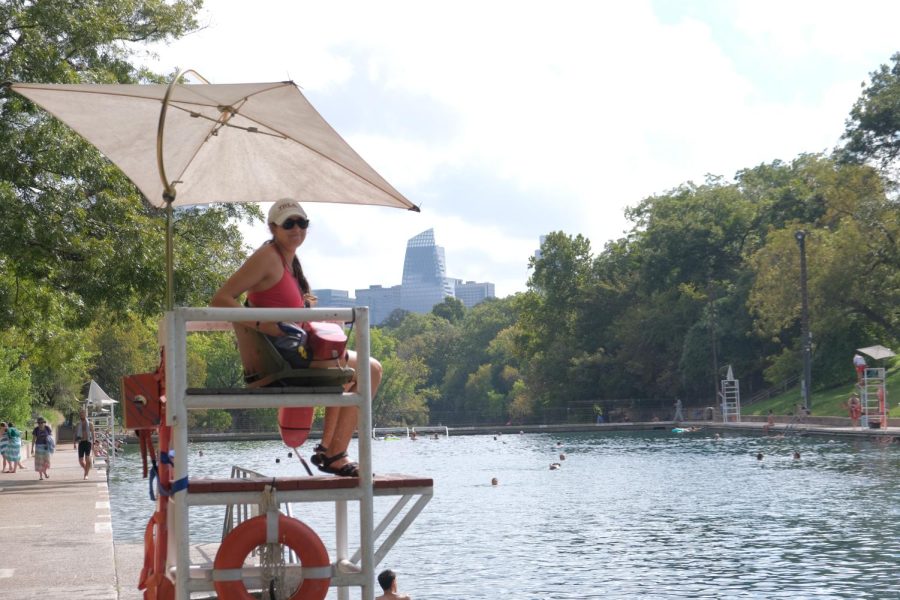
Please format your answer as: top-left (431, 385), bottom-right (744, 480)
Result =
top-left (312, 289), bottom-right (355, 308)
top-left (313, 229), bottom-right (495, 324)
top-left (452, 279), bottom-right (496, 308)
top-left (400, 229), bottom-right (454, 314)
top-left (355, 284), bottom-right (402, 326)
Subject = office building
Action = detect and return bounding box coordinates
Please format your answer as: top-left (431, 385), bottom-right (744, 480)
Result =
top-left (400, 228), bottom-right (455, 314)
top-left (451, 279), bottom-right (496, 308)
top-left (312, 289), bottom-right (355, 308)
top-left (313, 229), bottom-right (496, 324)
top-left (355, 284), bottom-right (402, 326)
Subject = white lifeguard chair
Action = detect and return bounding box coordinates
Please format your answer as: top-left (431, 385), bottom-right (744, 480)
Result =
top-left (856, 345), bottom-right (894, 430)
top-left (859, 367), bottom-right (888, 429)
top-left (720, 365), bottom-right (741, 423)
top-left (156, 306), bottom-right (432, 600)
top-left (85, 380), bottom-right (119, 469)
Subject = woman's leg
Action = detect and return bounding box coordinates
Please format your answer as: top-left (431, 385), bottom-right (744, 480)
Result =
top-left (318, 352), bottom-right (382, 470)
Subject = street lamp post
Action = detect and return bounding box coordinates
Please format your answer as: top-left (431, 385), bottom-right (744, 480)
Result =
top-left (795, 230), bottom-right (812, 410)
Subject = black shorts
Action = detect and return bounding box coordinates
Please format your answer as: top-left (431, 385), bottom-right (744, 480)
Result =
top-left (78, 440), bottom-right (93, 459)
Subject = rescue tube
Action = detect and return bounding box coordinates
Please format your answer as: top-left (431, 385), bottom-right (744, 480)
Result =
top-left (138, 512), bottom-right (174, 600)
top-left (279, 407), bottom-right (313, 448)
top-left (214, 513), bottom-right (330, 600)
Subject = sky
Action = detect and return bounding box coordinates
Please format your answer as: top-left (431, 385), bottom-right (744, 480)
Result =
top-left (137, 0), bottom-right (900, 298)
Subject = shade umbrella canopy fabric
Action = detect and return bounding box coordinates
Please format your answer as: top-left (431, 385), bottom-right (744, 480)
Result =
top-left (87, 380), bottom-right (117, 406)
top-left (10, 80), bottom-right (417, 211)
top-left (857, 345), bottom-right (896, 361)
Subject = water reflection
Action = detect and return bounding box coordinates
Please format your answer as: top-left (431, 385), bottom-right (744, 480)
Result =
top-left (109, 431), bottom-right (900, 599)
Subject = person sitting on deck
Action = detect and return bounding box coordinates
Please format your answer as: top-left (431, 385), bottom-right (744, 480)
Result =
top-left (212, 200), bottom-right (383, 477)
top-left (845, 393), bottom-right (862, 429)
top-left (376, 569), bottom-right (411, 600)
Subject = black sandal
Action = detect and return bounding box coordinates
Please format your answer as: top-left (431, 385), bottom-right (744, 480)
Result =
top-left (311, 447), bottom-right (360, 477)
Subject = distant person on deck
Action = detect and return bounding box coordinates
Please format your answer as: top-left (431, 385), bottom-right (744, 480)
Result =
top-left (376, 569), bottom-right (411, 600)
top-left (853, 353), bottom-right (867, 384)
top-left (845, 393), bottom-right (862, 428)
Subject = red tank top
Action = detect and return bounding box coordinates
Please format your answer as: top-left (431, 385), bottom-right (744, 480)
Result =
top-left (247, 245), bottom-right (306, 308)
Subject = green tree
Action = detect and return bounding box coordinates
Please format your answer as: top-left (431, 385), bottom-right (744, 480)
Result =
top-left (0, 0), bottom-right (258, 415)
top-left (369, 328), bottom-right (430, 426)
top-left (841, 51), bottom-right (900, 177)
top-left (432, 296), bottom-right (465, 323)
top-left (0, 336), bottom-right (32, 425)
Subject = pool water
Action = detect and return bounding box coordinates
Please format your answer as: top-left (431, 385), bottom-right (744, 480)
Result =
top-left (109, 431), bottom-right (900, 599)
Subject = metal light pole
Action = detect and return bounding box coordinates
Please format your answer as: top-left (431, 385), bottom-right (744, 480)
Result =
top-left (795, 230), bottom-right (812, 410)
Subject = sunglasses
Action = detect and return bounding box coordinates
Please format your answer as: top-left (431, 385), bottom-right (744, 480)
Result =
top-left (281, 217), bottom-right (309, 230)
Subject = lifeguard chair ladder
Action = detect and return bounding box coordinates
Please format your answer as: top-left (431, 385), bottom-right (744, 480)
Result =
top-left (161, 306), bottom-right (432, 600)
top-left (720, 365), bottom-right (741, 423)
top-left (859, 367), bottom-right (888, 429)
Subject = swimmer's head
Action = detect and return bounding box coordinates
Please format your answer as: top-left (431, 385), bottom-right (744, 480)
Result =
top-left (377, 569), bottom-right (397, 592)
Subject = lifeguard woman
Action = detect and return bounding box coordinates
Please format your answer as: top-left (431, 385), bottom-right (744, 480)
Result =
top-left (212, 199), bottom-right (382, 476)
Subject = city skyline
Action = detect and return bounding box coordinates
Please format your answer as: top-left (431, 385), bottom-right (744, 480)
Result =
top-left (314, 227), bottom-right (495, 323)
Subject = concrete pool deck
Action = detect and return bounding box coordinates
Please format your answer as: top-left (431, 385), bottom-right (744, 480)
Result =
top-left (1, 420), bottom-right (897, 599)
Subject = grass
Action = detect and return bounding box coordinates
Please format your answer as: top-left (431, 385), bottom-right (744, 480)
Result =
top-left (744, 365), bottom-right (900, 418)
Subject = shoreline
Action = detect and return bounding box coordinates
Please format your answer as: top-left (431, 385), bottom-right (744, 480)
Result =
top-left (120, 418), bottom-right (900, 444)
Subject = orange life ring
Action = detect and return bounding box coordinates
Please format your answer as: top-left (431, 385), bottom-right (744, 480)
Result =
top-left (214, 513), bottom-right (331, 600)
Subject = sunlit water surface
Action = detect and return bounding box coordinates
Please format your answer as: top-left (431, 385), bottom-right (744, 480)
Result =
top-left (109, 431), bottom-right (900, 599)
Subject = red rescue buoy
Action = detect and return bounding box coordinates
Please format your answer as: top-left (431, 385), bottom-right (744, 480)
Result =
top-left (278, 407), bottom-right (313, 448)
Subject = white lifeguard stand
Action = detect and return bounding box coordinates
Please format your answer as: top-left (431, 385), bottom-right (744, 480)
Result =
top-left (85, 380), bottom-right (119, 469)
top-left (856, 345), bottom-right (893, 430)
top-left (159, 306), bottom-right (432, 600)
top-left (720, 365), bottom-right (741, 423)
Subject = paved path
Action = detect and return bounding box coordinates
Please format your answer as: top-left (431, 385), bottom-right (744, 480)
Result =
top-left (0, 446), bottom-right (121, 599)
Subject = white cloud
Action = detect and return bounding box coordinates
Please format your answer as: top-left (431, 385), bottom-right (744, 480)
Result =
top-left (141, 0), bottom-right (900, 299)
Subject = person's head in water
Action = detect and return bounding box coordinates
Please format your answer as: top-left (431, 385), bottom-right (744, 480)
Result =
top-left (756, 452), bottom-right (763, 461)
top-left (377, 569), bottom-right (397, 592)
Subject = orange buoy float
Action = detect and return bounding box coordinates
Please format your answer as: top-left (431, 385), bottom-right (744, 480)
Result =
top-left (278, 407), bottom-right (314, 448)
top-left (214, 513), bottom-right (330, 600)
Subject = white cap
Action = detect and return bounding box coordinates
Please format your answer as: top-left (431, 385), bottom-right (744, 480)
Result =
top-left (268, 199), bottom-right (308, 225)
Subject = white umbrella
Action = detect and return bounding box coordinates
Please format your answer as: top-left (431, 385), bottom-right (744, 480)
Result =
top-left (11, 70), bottom-right (419, 307)
top-left (87, 380), bottom-right (118, 407)
top-left (857, 345), bottom-right (896, 361)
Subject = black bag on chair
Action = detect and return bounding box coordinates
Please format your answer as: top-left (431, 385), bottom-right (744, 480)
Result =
top-left (267, 322), bottom-right (312, 369)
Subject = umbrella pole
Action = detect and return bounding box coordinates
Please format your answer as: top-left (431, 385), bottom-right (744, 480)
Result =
top-left (166, 199), bottom-right (174, 311)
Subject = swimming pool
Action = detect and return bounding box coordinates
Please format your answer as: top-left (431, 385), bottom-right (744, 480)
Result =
top-left (109, 430), bottom-right (900, 599)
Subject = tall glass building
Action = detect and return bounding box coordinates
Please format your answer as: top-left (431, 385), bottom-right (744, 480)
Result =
top-left (400, 229), bottom-right (454, 314)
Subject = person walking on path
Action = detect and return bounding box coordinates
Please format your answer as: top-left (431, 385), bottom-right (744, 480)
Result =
top-left (376, 569), bottom-right (411, 600)
top-left (0, 422), bottom-right (8, 473)
top-left (673, 398), bottom-right (684, 422)
top-left (3, 422), bottom-right (22, 473)
top-left (32, 416), bottom-right (53, 480)
top-left (74, 409), bottom-right (95, 480)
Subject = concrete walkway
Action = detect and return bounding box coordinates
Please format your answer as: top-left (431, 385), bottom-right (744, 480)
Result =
top-left (0, 446), bottom-right (122, 599)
